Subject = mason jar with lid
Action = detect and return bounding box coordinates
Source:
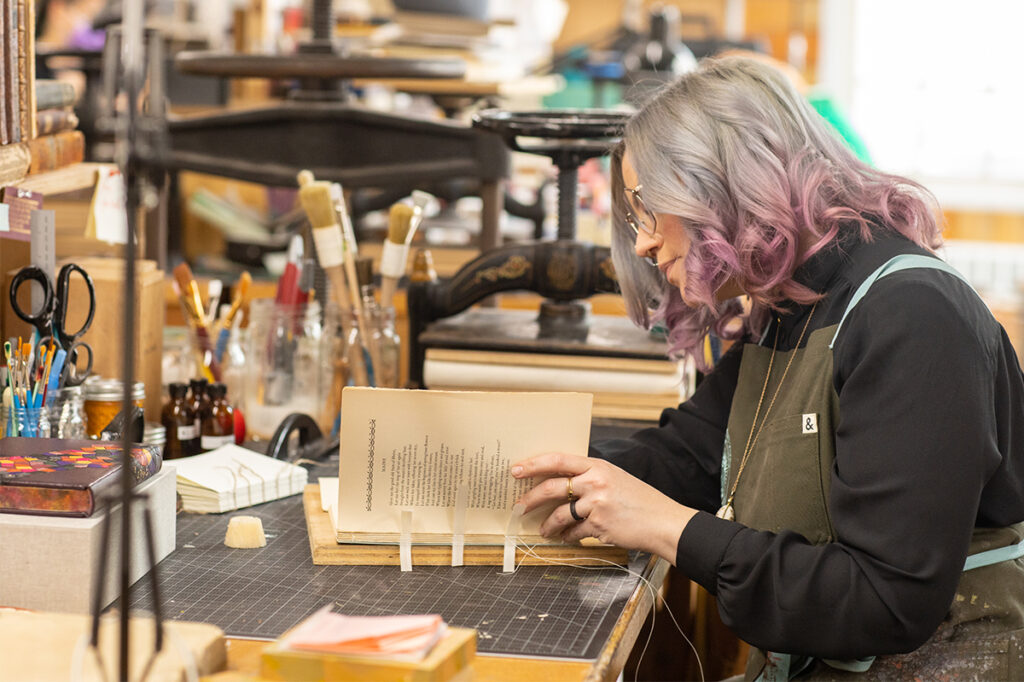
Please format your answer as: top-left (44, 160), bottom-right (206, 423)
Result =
top-left (143, 422), bottom-right (167, 459)
top-left (83, 377), bottom-right (146, 439)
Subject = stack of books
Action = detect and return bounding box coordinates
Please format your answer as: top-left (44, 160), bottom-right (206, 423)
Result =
top-left (26, 79), bottom-right (84, 175)
top-left (0, 0), bottom-right (35, 184)
top-left (377, 2), bottom-right (564, 83)
top-left (420, 308), bottom-right (691, 422)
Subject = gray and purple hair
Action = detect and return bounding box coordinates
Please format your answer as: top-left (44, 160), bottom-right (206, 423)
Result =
top-left (611, 56), bottom-right (942, 369)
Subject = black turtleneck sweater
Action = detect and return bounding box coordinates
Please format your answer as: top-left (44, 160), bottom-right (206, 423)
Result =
top-left (591, 227), bottom-right (1024, 658)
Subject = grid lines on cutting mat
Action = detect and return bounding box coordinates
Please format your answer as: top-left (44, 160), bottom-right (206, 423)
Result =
top-left (125, 484), bottom-right (644, 660)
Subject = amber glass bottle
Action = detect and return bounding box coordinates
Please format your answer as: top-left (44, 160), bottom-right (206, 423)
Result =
top-left (161, 383), bottom-right (196, 459)
top-left (200, 383), bottom-right (235, 451)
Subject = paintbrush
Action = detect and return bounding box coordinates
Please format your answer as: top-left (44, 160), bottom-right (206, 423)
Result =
top-left (296, 171), bottom-right (351, 311)
top-left (174, 263), bottom-right (207, 327)
top-left (379, 202), bottom-right (416, 309)
top-left (296, 170), bottom-right (370, 386)
top-left (329, 180), bottom-right (381, 387)
top-left (171, 276), bottom-right (220, 382)
top-left (206, 279), bottom-right (223, 326)
top-left (214, 271), bottom-right (252, 364)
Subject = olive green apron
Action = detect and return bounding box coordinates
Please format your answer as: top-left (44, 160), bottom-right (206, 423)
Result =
top-left (721, 255), bottom-right (1024, 681)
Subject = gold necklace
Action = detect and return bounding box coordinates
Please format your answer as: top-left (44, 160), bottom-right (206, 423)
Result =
top-left (716, 302), bottom-right (818, 521)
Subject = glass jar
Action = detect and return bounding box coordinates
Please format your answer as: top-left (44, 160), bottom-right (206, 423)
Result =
top-left (244, 299), bottom-right (341, 439)
top-left (143, 422), bottom-right (167, 459)
top-left (221, 324), bottom-right (248, 405)
top-left (373, 305), bottom-right (401, 389)
top-left (1, 405), bottom-right (47, 438)
top-left (83, 377), bottom-right (145, 439)
top-left (346, 305), bottom-right (401, 390)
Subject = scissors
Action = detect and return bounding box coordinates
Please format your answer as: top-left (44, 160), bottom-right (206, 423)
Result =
top-left (9, 263), bottom-right (96, 386)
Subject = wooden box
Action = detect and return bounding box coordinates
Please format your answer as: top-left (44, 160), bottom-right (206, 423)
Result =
top-left (4, 256), bottom-right (165, 420)
top-left (260, 626), bottom-right (476, 682)
top-left (0, 465), bottom-right (176, 612)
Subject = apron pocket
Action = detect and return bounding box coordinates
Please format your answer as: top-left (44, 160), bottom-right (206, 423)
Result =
top-left (748, 412), bottom-right (831, 544)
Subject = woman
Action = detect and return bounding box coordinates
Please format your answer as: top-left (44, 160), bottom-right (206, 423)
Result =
top-left (512, 56), bottom-right (1024, 680)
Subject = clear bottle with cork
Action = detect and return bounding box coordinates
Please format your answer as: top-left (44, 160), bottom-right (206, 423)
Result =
top-left (161, 383), bottom-right (196, 460)
top-left (200, 383), bottom-right (235, 451)
top-left (188, 377), bottom-right (210, 454)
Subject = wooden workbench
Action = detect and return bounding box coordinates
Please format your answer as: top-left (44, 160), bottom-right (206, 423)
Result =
top-left (212, 552), bottom-right (668, 681)
top-left (127, 454), bottom-right (670, 682)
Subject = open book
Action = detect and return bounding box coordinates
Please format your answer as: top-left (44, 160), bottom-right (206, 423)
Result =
top-left (175, 444), bottom-right (308, 513)
top-left (335, 387), bottom-right (592, 545)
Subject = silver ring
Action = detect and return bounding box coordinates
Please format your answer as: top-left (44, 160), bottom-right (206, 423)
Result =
top-left (569, 498), bottom-right (585, 522)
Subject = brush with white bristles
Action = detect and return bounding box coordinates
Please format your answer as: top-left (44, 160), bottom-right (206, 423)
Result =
top-left (379, 203), bottom-right (416, 309)
top-left (296, 170), bottom-right (369, 387)
top-left (379, 191), bottom-right (431, 308)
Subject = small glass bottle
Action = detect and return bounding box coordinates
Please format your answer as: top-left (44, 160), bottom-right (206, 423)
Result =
top-left (188, 377), bottom-right (210, 454)
top-left (161, 383), bottom-right (196, 459)
top-left (200, 383), bottom-right (235, 451)
top-left (50, 386), bottom-right (86, 439)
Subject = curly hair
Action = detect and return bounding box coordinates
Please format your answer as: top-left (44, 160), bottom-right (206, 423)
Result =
top-left (611, 56), bottom-right (943, 369)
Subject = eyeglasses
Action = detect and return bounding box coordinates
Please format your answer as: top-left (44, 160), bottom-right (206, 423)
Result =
top-left (623, 184), bottom-right (658, 238)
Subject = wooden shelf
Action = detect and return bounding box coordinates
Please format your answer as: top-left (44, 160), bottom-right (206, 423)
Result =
top-left (15, 162), bottom-right (112, 196)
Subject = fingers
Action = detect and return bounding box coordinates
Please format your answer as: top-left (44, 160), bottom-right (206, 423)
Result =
top-left (538, 498), bottom-right (589, 540)
top-left (511, 452), bottom-right (591, 480)
top-left (516, 474), bottom-right (579, 514)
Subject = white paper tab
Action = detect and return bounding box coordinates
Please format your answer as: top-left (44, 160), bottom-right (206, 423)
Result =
top-left (451, 483), bottom-right (468, 567)
top-left (502, 503), bottom-right (525, 573)
top-left (400, 509), bottom-right (413, 572)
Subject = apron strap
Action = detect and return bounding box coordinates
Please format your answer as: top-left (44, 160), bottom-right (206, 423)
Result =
top-left (829, 254), bottom-right (972, 350)
top-left (964, 537), bottom-right (1024, 571)
top-left (753, 254), bottom-right (976, 680)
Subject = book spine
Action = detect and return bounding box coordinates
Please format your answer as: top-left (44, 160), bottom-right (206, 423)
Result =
top-left (0, 142), bottom-right (30, 184)
top-left (34, 80), bottom-right (77, 110)
top-left (35, 108), bottom-right (79, 136)
top-left (0, 486), bottom-right (93, 517)
top-left (27, 130), bottom-right (85, 174)
top-left (0, 0), bottom-right (6, 145)
top-left (21, 0), bottom-right (35, 140)
top-left (16, 0), bottom-right (29, 141)
top-left (4, 0), bottom-right (20, 143)
top-left (126, 444), bottom-right (163, 485)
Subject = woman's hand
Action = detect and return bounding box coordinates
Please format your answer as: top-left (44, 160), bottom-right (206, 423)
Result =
top-left (512, 453), bottom-right (697, 565)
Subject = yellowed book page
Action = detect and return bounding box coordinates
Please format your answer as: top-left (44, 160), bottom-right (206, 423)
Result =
top-left (337, 387), bottom-right (593, 544)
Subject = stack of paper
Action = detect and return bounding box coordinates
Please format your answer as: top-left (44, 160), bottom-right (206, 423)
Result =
top-left (283, 606), bottom-right (446, 662)
top-left (174, 445), bottom-right (308, 513)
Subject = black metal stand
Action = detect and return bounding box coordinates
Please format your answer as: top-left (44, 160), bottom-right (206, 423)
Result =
top-left (88, 15), bottom-right (169, 681)
top-left (405, 109), bottom-right (628, 386)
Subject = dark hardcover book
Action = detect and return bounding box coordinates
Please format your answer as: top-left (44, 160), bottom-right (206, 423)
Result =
top-left (33, 79), bottom-right (77, 111)
top-left (0, 438), bottom-right (163, 517)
